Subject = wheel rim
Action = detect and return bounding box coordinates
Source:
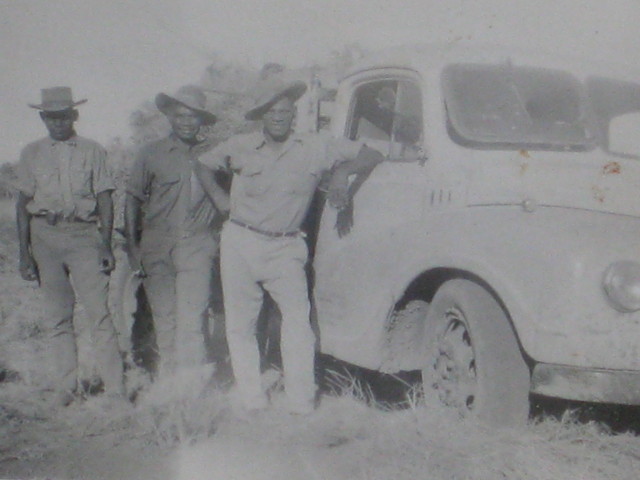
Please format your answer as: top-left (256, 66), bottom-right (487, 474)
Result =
top-left (433, 307), bottom-right (477, 415)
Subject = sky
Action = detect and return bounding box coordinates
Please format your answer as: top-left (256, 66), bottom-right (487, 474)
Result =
top-left (2, 0), bottom-right (640, 163)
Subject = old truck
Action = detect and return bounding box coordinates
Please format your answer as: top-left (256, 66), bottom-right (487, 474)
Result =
top-left (310, 44), bottom-right (640, 425)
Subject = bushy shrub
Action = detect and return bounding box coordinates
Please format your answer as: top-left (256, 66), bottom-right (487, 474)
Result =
top-left (0, 163), bottom-right (17, 199)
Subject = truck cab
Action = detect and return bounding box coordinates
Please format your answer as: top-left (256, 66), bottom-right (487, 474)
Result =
top-left (312, 45), bottom-right (640, 424)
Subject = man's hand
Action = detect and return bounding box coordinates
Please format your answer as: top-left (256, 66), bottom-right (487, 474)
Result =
top-left (335, 200), bottom-right (354, 238)
top-left (211, 188), bottom-right (230, 215)
top-left (194, 161), bottom-right (231, 215)
top-left (329, 159), bottom-right (378, 238)
top-left (126, 243), bottom-right (145, 278)
top-left (327, 169), bottom-right (350, 210)
top-left (19, 254), bottom-right (38, 282)
top-left (99, 244), bottom-right (116, 274)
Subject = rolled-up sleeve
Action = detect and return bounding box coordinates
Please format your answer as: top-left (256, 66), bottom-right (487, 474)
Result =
top-left (14, 146), bottom-right (36, 197)
top-left (91, 144), bottom-right (115, 194)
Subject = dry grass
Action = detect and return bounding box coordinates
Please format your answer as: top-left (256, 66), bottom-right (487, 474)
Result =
top-left (0, 199), bottom-right (49, 385)
top-left (177, 385), bottom-right (640, 480)
top-left (2, 197), bottom-right (640, 480)
top-left (0, 198), bottom-right (227, 447)
top-left (133, 365), bottom-right (227, 446)
top-left (192, 366), bottom-right (639, 480)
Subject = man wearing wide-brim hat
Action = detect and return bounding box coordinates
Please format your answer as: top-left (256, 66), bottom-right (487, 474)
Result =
top-left (15, 86), bottom-right (126, 406)
top-left (125, 85), bottom-right (226, 381)
top-left (196, 78), bottom-right (385, 415)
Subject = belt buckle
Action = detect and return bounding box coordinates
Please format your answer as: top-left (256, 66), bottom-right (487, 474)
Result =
top-left (46, 211), bottom-right (59, 225)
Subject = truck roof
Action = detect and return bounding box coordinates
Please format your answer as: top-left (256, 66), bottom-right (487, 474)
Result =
top-left (343, 43), bottom-right (640, 83)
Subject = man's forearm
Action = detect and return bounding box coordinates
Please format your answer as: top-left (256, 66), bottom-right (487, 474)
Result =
top-left (331, 145), bottom-right (383, 199)
top-left (195, 161), bottom-right (230, 214)
top-left (326, 145), bottom-right (383, 211)
top-left (338, 144), bottom-right (385, 176)
top-left (96, 190), bottom-right (114, 247)
top-left (16, 193), bottom-right (32, 258)
top-left (123, 194), bottom-right (142, 246)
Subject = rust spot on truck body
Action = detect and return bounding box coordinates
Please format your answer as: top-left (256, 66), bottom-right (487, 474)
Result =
top-left (603, 162), bottom-right (621, 175)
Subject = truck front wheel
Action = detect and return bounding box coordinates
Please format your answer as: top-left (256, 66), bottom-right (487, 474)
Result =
top-left (422, 279), bottom-right (530, 425)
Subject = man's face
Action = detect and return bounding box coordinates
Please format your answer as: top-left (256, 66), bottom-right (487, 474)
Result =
top-left (40, 109), bottom-right (78, 141)
top-left (263, 97), bottom-right (295, 142)
top-left (168, 104), bottom-right (203, 143)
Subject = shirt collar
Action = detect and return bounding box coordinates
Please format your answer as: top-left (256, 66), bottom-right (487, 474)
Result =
top-left (51, 135), bottom-right (78, 147)
top-left (254, 131), bottom-right (303, 151)
top-left (166, 133), bottom-right (204, 153)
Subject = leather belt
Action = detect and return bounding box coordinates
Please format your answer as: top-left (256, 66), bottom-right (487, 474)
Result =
top-left (33, 212), bottom-right (92, 226)
top-left (229, 218), bottom-right (299, 238)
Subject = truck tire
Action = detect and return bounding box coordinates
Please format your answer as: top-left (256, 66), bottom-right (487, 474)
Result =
top-left (422, 279), bottom-right (530, 425)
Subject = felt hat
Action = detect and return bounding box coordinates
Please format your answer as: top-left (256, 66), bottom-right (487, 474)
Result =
top-left (29, 86), bottom-right (87, 111)
top-left (155, 85), bottom-right (217, 125)
top-left (245, 79), bottom-right (307, 121)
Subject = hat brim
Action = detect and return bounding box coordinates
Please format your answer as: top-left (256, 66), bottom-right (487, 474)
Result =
top-left (28, 99), bottom-right (87, 111)
top-left (245, 81), bottom-right (308, 121)
top-left (155, 93), bottom-right (217, 125)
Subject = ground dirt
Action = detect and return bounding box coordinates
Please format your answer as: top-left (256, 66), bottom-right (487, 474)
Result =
top-left (1, 198), bottom-right (640, 480)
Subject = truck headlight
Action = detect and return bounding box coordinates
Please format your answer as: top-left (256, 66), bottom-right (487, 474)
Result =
top-left (603, 261), bottom-right (640, 313)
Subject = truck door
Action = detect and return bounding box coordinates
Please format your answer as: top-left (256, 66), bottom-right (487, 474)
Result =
top-left (314, 74), bottom-right (430, 367)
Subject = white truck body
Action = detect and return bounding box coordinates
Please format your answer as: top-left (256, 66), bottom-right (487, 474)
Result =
top-left (312, 45), bottom-right (640, 410)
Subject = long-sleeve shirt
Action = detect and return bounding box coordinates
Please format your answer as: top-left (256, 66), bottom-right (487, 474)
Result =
top-left (127, 134), bottom-right (219, 235)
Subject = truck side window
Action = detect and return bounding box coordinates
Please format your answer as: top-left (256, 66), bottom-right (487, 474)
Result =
top-left (348, 79), bottom-right (424, 160)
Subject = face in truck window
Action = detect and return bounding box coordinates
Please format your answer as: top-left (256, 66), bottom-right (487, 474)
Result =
top-left (443, 62), bottom-right (597, 152)
top-left (350, 81), bottom-right (397, 142)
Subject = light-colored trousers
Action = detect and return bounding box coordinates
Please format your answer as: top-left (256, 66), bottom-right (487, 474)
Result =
top-left (220, 222), bottom-right (316, 411)
top-left (140, 229), bottom-right (217, 374)
top-left (30, 218), bottom-right (125, 396)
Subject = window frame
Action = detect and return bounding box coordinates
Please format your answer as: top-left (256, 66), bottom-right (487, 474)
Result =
top-left (442, 62), bottom-right (597, 152)
top-left (344, 74), bottom-right (426, 159)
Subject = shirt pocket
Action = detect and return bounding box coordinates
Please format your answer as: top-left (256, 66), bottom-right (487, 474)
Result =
top-left (152, 172), bottom-right (182, 199)
top-left (70, 164), bottom-right (93, 196)
top-left (238, 162), bottom-right (268, 197)
top-left (33, 166), bottom-right (58, 195)
top-left (281, 168), bottom-right (320, 196)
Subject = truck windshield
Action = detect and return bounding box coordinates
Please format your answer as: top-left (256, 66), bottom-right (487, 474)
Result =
top-left (444, 63), bottom-right (596, 152)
